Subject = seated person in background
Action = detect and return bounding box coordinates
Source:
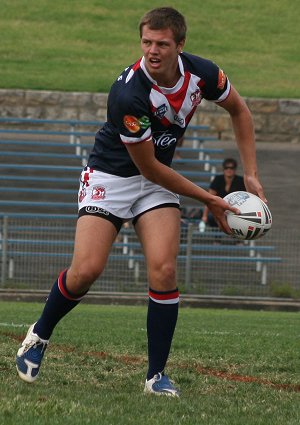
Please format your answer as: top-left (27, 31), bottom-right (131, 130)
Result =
top-left (200, 158), bottom-right (246, 230)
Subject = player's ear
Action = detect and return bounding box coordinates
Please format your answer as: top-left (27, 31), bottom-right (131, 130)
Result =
top-left (177, 39), bottom-right (185, 53)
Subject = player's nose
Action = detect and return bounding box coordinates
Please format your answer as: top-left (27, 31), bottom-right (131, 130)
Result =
top-left (149, 43), bottom-right (159, 54)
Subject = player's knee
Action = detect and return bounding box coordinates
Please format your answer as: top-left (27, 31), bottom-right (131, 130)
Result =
top-left (67, 264), bottom-right (102, 293)
top-left (149, 260), bottom-right (176, 287)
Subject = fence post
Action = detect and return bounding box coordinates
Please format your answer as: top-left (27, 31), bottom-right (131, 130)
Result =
top-left (249, 240), bottom-right (255, 257)
top-left (261, 264), bottom-right (267, 285)
top-left (1, 216), bottom-right (8, 285)
top-left (192, 130), bottom-right (199, 150)
top-left (128, 249), bottom-right (134, 269)
top-left (184, 223), bottom-right (193, 292)
top-left (70, 124), bottom-right (75, 144)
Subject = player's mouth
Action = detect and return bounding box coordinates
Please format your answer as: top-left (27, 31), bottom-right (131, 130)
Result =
top-left (149, 57), bottom-right (161, 69)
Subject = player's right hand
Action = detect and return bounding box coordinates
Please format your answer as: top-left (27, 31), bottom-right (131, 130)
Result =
top-left (206, 196), bottom-right (240, 234)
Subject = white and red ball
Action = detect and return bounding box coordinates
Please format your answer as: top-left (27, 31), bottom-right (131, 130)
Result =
top-left (224, 191), bottom-right (272, 240)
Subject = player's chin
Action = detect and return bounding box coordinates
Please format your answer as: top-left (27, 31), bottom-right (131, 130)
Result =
top-left (148, 66), bottom-right (162, 78)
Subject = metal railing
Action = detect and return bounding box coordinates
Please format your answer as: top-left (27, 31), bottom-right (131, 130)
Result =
top-left (0, 214), bottom-right (297, 298)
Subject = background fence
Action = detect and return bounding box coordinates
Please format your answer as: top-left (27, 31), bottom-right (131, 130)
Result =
top-left (0, 214), bottom-right (298, 298)
top-left (0, 117), bottom-right (299, 300)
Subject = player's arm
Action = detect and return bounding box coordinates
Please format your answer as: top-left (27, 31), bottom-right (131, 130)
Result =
top-left (125, 139), bottom-right (238, 234)
top-left (218, 85), bottom-right (266, 201)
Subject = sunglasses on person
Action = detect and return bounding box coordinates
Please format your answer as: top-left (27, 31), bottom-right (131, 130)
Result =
top-left (224, 165), bottom-right (236, 170)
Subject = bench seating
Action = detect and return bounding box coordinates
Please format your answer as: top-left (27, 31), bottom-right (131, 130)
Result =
top-left (0, 117), bottom-right (223, 213)
top-left (0, 221), bottom-right (281, 286)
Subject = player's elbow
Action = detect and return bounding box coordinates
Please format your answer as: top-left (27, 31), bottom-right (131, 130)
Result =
top-left (139, 167), bottom-right (159, 183)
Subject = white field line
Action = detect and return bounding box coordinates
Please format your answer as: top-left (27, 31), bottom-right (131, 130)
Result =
top-left (0, 322), bottom-right (30, 328)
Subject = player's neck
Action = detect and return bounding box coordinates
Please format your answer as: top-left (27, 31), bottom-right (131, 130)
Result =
top-left (156, 68), bottom-right (182, 88)
top-left (144, 63), bottom-right (181, 88)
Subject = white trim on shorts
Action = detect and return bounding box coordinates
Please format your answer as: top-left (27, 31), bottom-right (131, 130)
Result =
top-left (78, 167), bottom-right (180, 221)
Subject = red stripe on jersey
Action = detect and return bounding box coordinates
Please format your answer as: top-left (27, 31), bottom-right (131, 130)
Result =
top-left (199, 79), bottom-right (206, 89)
top-left (160, 116), bottom-right (172, 127)
top-left (132, 58), bottom-right (142, 71)
top-left (164, 72), bottom-right (191, 113)
top-left (185, 106), bottom-right (197, 126)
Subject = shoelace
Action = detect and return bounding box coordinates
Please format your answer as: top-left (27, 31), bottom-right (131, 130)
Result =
top-left (23, 339), bottom-right (47, 353)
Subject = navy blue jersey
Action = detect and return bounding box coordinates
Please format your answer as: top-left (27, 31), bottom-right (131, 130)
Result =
top-left (88, 52), bottom-right (231, 177)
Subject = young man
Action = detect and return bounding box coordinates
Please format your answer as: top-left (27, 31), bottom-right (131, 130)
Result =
top-left (201, 158), bottom-right (246, 229)
top-left (16, 7), bottom-right (265, 397)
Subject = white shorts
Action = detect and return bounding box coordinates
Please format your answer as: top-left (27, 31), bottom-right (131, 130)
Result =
top-left (78, 167), bottom-right (180, 226)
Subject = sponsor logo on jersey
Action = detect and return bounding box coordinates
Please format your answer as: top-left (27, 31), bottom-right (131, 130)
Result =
top-left (123, 115), bottom-right (140, 133)
top-left (217, 69), bottom-right (226, 90)
top-left (123, 115), bottom-right (150, 133)
top-left (91, 185), bottom-right (106, 200)
top-left (190, 89), bottom-right (202, 107)
top-left (174, 114), bottom-right (184, 126)
top-left (139, 115), bottom-right (151, 129)
top-left (152, 131), bottom-right (177, 149)
top-left (154, 104), bottom-right (168, 120)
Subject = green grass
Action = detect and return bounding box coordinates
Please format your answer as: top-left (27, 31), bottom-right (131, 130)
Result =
top-left (0, 0), bottom-right (299, 97)
top-left (1, 301), bottom-right (300, 425)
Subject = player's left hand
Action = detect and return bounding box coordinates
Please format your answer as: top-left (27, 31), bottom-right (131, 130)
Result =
top-left (244, 175), bottom-right (267, 203)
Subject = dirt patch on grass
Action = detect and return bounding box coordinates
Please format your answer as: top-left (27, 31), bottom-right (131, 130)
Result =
top-left (5, 330), bottom-right (299, 393)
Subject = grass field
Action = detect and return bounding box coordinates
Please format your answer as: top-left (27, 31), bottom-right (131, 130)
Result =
top-left (0, 301), bottom-right (299, 425)
top-left (0, 0), bottom-right (299, 97)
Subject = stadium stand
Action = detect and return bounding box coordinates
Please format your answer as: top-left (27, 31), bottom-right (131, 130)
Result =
top-left (0, 117), bottom-right (221, 213)
top-left (0, 117), bottom-right (282, 291)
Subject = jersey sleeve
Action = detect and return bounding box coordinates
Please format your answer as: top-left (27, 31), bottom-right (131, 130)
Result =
top-left (120, 113), bottom-right (151, 144)
top-left (200, 60), bottom-right (231, 103)
top-left (107, 71), bottom-right (152, 144)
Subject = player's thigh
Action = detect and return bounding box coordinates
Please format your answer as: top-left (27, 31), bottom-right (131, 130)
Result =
top-left (135, 207), bottom-right (181, 286)
top-left (70, 215), bottom-right (118, 278)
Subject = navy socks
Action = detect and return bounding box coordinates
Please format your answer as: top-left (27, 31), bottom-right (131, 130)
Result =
top-left (33, 274), bottom-right (178, 380)
top-left (146, 287), bottom-right (179, 380)
top-left (33, 269), bottom-right (87, 340)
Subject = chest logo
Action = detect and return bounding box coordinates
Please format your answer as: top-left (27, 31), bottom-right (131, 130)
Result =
top-left (154, 104), bottom-right (168, 120)
top-left (190, 89), bottom-right (202, 107)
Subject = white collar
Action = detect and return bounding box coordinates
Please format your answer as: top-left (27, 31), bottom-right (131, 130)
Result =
top-left (140, 55), bottom-right (185, 93)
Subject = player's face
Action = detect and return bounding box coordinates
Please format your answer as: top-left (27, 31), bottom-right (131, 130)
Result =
top-left (141, 25), bottom-right (185, 87)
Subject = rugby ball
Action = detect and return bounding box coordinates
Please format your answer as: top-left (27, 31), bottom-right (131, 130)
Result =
top-left (223, 191), bottom-right (272, 240)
